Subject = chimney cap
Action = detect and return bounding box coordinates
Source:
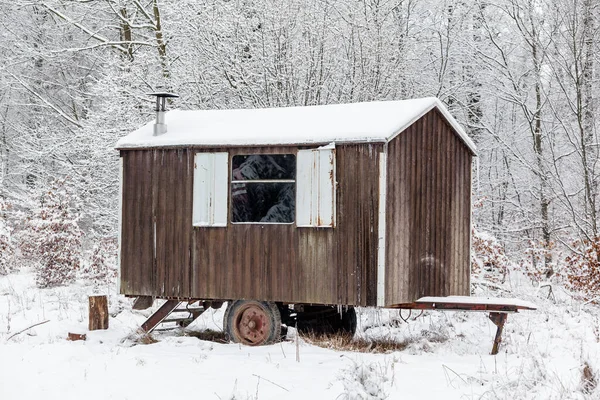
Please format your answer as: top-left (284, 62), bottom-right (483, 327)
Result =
top-left (147, 92), bottom-right (179, 99)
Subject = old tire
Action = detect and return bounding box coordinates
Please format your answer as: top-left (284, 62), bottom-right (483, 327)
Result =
top-left (297, 305), bottom-right (357, 337)
top-left (224, 300), bottom-right (282, 346)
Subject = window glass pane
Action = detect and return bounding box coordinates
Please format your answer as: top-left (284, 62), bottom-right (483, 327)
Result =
top-left (232, 182), bottom-right (295, 223)
top-left (232, 154), bottom-right (295, 180)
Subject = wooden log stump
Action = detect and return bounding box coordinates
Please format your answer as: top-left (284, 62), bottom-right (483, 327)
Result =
top-left (67, 332), bottom-right (87, 341)
top-left (89, 295), bottom-right (109, 331)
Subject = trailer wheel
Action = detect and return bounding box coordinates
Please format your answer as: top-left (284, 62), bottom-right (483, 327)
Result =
top-left (224, 300), bottom-right (282, 346)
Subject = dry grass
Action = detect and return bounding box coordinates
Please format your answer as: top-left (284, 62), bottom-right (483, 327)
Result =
top-left (124, 330), bottom-right (159, 345)
top-left (138, 334), bottom-right (159, 345)
top-left (301, 332), bottom-right (408, 354)
top-left (184, 329), bottom-right (228, 343)
top-left (582, 361), bottom-right (597, 394)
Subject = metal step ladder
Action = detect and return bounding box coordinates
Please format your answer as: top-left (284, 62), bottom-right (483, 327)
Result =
top-left (139, 300), bottom-right (206, 333)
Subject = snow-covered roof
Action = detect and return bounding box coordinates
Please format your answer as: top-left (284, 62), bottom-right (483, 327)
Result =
top-left (115, 97), bottom-right (477, 154)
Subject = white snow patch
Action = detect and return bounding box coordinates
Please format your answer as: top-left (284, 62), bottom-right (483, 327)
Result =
top-left (1, 269), bottom-right (598, 399)
top-left (115, 98), bottom-right (477, 153)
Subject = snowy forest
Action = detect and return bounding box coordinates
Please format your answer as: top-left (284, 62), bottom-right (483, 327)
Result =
top-left (1, 0), bottom-right (598, 293)
top-left (2, 1), bottom-right (600, 398)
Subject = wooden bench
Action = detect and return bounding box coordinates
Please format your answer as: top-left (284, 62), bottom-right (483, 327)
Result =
top-left (391, 296), bottom-right (537, 354)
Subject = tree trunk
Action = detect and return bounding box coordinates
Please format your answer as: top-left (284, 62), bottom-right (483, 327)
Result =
top-left (581, 0), bottom-right (597, 237)
top-left (120, 7), bottom-right (133, 61)
top-left (88, 295), bottom-right (109, 331)
top-left (529, 11), bottom-right (552, 269)
top-left (153, 0), bottom-right (169, 80)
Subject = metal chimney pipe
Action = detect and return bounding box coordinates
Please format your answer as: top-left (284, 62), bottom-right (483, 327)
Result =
top-left (148, 92), bottom-right (179, 136)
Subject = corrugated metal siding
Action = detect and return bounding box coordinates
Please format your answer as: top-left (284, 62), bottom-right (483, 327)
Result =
top-left (331, 144), bottom-right (380, 306)
top-left (385, 109), bottom-right (472, 305)
top-left (120, 150), bottom-right (155, 296)
top-left (153, 149), bottom-right (194, 298)
top-left (120, 144), bottom-right (382, 306)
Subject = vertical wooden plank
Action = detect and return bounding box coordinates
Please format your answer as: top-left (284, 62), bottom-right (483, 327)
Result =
top-left (184, 149), bottom-right (193, 297)
top-left (369, 144), bottom-right (380, 306)
top-left (466, 154), bottom-right (473, 295)
top-left (347, 145), bottom-right (357, 304)
top-left (425, 112), bottom-right (434, 296)
top-left (173, 151), bottom-right (181, 296)
top-left (418, 115), bottom-right (428, 298)
top-left (441, 114), bottom-right (452, 296)
top-left (357, 145), bottom-right (364, 304)
top-left (424, 116), bottom-right (433, 296)
top-left (147, 151), bottom-right (155, 295)
top-left (161, 150), bottom-right (170, 296)
top-left (458, 129), bottom-right (465, 295)
top-left (400, 124), bottom-right (412, 302)
top-left (154, 150), bottom-right (162, 296)
top-left (431, 113), bottom-right (440, 296)
top-left (459, 148), bottom-right (469, 296)
top-left (142, 150), bottom-right (154, 296)
top-left (120, 152), bottom-right (131, 294)
top-left (453, 127), bottom-right (461, 295)
top-left (131, 151), bottom-right (140, 294)
top-left (397, 127), bottom-right (409, 303)
top-left (457, 148), bottom-right (464, 296)
top-left (269, 226), bottom-right (277, 301)
top-left (333, 144), bottom-right (348, 305)
top-left (456, 145), bottom-right (464, 296)
top-left (407, 123), bottom-right (416, 301)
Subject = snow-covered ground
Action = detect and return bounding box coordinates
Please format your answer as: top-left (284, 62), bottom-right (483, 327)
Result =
top-left (1, 270), bottom-right (599, 399)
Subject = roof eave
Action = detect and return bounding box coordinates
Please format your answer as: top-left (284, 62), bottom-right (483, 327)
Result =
top-left (115, 137), bottom-right (388, 151)
top-left (385, 100), bottom-right (478, 156)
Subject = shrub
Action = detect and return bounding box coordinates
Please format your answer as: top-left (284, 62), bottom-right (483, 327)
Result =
top-left (562, 237), bottom-right (600, 302)
top-left (520, 239), bottom-right (556, 283)
top-left (0, 198), bottom-right (14, 275)
top-left (25, 179), bottom-right (84, 288)
top-left (471, 228), bottom-right (509, 283)
top-left (81, 237), bottom-right (118, 287)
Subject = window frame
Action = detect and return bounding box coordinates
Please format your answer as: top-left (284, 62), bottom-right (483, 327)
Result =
top-left (229, 153), bottom-right (297, 225)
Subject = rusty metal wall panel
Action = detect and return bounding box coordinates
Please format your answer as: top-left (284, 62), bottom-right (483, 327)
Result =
top-left (120, 144), bottom-right (382, 306)
top-left (120, 150), bottom-right (194, 298)
top-left (190, 144), bottom-right (382, 306)
top-left (385, 109), bottom-right (472, 305)
top-left (326, 144), bottom-right (381, 306)
top-left (120, 151), bottom-right (155, 296)
top-left (153, 149), bottom-right (193, 298)
top-left (191, 146), bottom-right (297, 302)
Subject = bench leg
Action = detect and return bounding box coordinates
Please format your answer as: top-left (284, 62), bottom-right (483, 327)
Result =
top-left (489, 312), bottom-right (508, 355)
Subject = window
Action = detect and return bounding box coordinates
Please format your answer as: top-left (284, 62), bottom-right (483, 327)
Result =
top-left (192, 148), bottom-right (336, 228)
top-left (231, 154), bottom-right (296, 223)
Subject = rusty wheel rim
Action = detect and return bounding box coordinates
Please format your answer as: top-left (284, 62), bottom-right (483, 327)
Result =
top-left (233, 303), bottom-right (271, 346)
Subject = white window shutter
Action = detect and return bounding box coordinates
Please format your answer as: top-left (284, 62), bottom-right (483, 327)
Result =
top-left (296, 150), bottom-right (316, 226)
top-left (296, 145), bottom-right (336, 227)
top-left (193, 152), bottom-right (228, 227)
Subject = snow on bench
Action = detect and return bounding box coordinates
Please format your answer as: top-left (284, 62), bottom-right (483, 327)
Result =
top-left (414, 296), bottom-right (537, 312)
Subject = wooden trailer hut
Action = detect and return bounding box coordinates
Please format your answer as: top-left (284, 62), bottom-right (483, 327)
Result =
top-left (116, 95), bottom-right (477, 345)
